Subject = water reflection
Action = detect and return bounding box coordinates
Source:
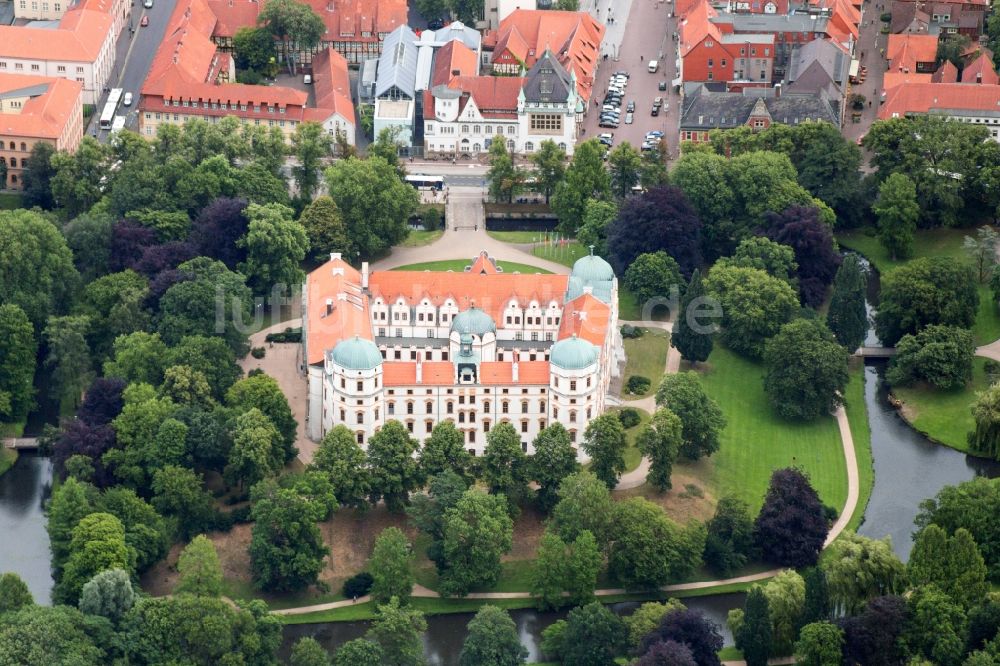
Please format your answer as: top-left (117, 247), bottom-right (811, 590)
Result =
top-left (0, 452), bottom-right (53, 603)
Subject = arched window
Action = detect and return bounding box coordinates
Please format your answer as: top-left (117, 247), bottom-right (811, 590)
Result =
top-left (426, 401), bottom-right (433, 413)
top-left (569, 410), bottom-right (577, 422)
top-left (483, 400), bottom-right (491, 412)
top-left (356, 412), bottom-right (364, 424)
top-left (447, 402), bottom-right (454, 414)
top-left (458, 412), bottom-right (465, 423)
top-left (507, 140), bottom-right (515, 151)
top-left (540, 400), bottom-right (546, 413)
top-left (357, 432), bottom-right (364, 444)
top-left (7, 142), bottom-right (13, 150)
top-left (19, 142), bottom-right (26, 151)
top-left (559, 142), bottom-right (567, 150)
top-left (521, 400), bottom-right (528, 413)
top-left (524, 141), bottom-right (534, 152)
top-left (502, 401), bottom-right (509, 414)
top-left (473, 125), bottom-right (480, 133)
top-left (8, 158), bottom-right (15, 168)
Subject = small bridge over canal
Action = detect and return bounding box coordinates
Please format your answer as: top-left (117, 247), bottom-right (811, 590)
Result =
top-left (3, 438), bottom-right (39, 450)
top-left (855, 346), bottom-right (897, 358)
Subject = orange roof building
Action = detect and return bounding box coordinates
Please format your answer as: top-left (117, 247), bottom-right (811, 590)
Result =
top-left (886, 33), bottom-right (939, 73)
top-left (879, 81), bottom-right (1000, 138)
top-left (303, 251), bottom-right (622, 457)
top-left (0, 73), bottom-right (84, 189)
top-left (139, 0), bottom-right (355, 143)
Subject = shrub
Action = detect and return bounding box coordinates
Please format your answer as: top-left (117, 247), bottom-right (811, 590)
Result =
top-left (621, 324), bottom-right (643, 339)
top-left (618, 408), bottom-right (641, 429)
top-left (626, 375), bottom-right (652, 395)
top-left (250, 347), bottom-right (266, 359)
top-left (265, 327), bottom-right (302, 343)
top-left (342, 572), bottom-right (374, 599)
top-left (879, 12), bottom-right (890, 20)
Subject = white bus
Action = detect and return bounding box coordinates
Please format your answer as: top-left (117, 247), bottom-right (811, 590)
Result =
top-left (404, 174), bottom-right (445, 191)
top-left (99, 88), bottom-right (124, 129)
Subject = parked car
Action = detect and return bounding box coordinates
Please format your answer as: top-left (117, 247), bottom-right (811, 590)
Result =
top-left (651, 105), bottom-right (660, 116)
top-left (658, 80), bottom-right (668, 91)
top-left (598, 134), bottom-right (614, 146)
top-left (142, 0), bottom-right (152, 8)
top-left (625, 112), bottom-right (634, 124)
top-left (599, 119), bottom-right (619, 128)
top-left (614, 70), bottom-right (631, 78)
top-left (646, 130), bottom-right (664, 137)
top-left (140, 14), bottom-right (148, 25)
top-left (626, 101), bottom-right (635, 112)
top-left (123, 92), bottom-right (133, 106)
top-left (654, 96), bottom-right (664, 106)
top-left (603, 104), bottom-right (618, 112)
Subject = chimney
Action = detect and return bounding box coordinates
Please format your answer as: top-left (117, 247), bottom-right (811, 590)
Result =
top-left (512, 361), bottom-right (519, 383)
top-left (774, 82), bottom-right (781, 98)
top-left (416, 362), bottom-right (423, 384)
top-left (362, 261), bottom-right (370, 289)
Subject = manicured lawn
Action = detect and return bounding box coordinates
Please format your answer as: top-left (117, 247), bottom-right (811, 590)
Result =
top-left (619, 287), bottom-right (671, 322)
top-left (0, 449), bottom-right (17, 477)
top-left (487, 230), bottom-right (548, 244)
top-left (416, 559), bottom-right (536, 594)
top-left (221, 577), bottom-right (345, 609)
top-left (393, 259), bottom-right (552, 274)
top-left (698, 346), bottom-right (848, 513)
top-left (399, 229), bottom-right (444, 247)
top-left (0, 193), bottom-right (23, 210)
top-left (532, 241), bottom-right (588, 268)
top-left (622, 328), bottom-right (669, 398)
top-left (843, 363), bottom-right (874, 531)
top-left (837, 228), bottom-right (1000, 345)
top-left (892, 356), bottom-right (992, 455)
top-left (606, 406), bottom-right (651, 474)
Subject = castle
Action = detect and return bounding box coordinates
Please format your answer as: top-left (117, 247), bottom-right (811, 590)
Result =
top-left (302, 251), bottom-right (622, 460)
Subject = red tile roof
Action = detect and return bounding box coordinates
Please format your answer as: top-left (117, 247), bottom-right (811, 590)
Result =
top-left (558, 293), bottom-right (611, 347)
top-left (879, 81), bottom-right (1000, 119)
top-left (0, 5), bottom-right (113, 62)
top-left (305, 257), bottom-right (370, 365)
top-left (887, 34), bottom-right (939, 71)
top-left (432, 40), bottom-right (480, 87)
top-left (679, 0), bottom-right (722, 57)
top-left (932, 60), bottom-right (959, 82)
top-left (446, 75), bottom-right (525, 118)
top-left (0, 74), bottom-right (83, 141)
top-left (310, 47), bottom-right (355, 124)
top-left (208, 0), bottom-right (407, 39)
top-left (962, 53), bottom-right (999, 84)
top-left (478, 361), bottom-right (552, 385)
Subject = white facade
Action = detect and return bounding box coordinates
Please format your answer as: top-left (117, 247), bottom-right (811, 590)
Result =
top-left (484, 0), bottom-right (537, 30)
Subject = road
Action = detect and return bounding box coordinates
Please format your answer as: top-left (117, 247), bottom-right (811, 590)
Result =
top-left (580, 0), bottom-right (678, 156)
top-left (86, 0), bottom-right (175, 141)
top-left (842, 3), bottom-right (889, 145)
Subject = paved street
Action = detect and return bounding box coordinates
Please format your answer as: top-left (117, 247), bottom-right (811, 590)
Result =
top-left (87, 0), bottom-right (175, 141)
top-left (843, 2), bottom-right (889, 146)
top-left (580, 0), bottom-right (679, 156)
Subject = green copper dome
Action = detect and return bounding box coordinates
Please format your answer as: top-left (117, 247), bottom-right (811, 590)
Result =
top-left (330, 336), bottom-right (382, 370)
top-left (571, 255), bottom-right (615, 283)
top-left (549, 335), bottom-right (599, 370)
top-left (451, 307), bottom-right (496, 336)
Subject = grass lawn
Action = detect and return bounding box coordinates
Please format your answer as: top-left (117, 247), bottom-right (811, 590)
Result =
top-left (0, 449), bottom-right (17, 477)
top-left (221, 577), bottom-right (346, 610)
top-left (843, 363), bottom-right (874, 531)
top-left (532, 241), bottom-right (587, 268)
top-left (698, 346), bottom-right (848, 513)
top-left (393, 259), bottom-right (552, 274)
top-left (487, 230), bottom-right (549, 244)
top-left (622, 328), bottom-right (669, 398)
top-left (0, 192), bottom-right (23, 210)
top-left (619, 288), bottom-right (672, 322)
top-left (399, 229), bottom-right (444, 247)
top-left (415, 559), bottom-right (537, 594)
top-left (891, 356), bottom-right (992, 455)
top-left (606, 406), bottom-right (651, 473)
top-left (837, 228), bottom-right (1000, 345)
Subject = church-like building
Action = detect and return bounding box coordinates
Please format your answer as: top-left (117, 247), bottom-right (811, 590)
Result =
top-left (302, 251), bottom-right (622, 459)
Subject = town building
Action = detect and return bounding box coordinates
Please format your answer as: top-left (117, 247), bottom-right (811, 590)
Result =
top-left (886, 33), bottom-right (939, 74)
top-left (302, 251), bottom-right (622, 457)
top-left (373, 25), bottom-right (419, 146)
top-left (423, 49), bottom-right (579, 156)
top-left (0, 0), bottom-right (128, 104)
top-left (484, 0), bottom-right (537, 30)
top-left (0, 73), bottom-right (84, 189)
top-left (878, 81), bottom-right (1000, 138)
top-left (679, 82), bottom-right (839, 143)
top-left (139, 0), bottom-right (355, 143)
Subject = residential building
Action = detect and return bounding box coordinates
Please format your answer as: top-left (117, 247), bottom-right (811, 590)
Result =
top-left (0, 73), bottom-right (83, 189)
top-left (886, 33), bottom-right (939, 73)
top-left (208, 0), bottom-right (408, 66)
top-left (302, 250), bottom-right (622, 456)
top-left (14, 0), bottom-right (129, 34)
top-left (785, 36), bottom-right (849, 118)
top-left (485, 9), bottom-right (604, 102)
top-left (879, 82), bottom-right (1000, 139)
top-left (423, 49), bottom-right (578, 155)
top-left (139, 0), bottom-right (355, 142)
top-left (679, 82), bottom-right (839, 143)
top-left (0, 0), bottom-right (126, 104)
top-left (890, 1), bottom-right (930, 34)
top-left (678, 2), bottom-right (777, 87)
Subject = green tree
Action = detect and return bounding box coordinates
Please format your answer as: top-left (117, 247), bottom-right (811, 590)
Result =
top-left (289, 637), bottom-right (331, 666)
top-left (550, 471), bottom-right (613, 543)
top-left (581, 413), bottom-right (627, 489)
top-left (483, 422), bottom-right (530, 510)
top-left (487, 139), bottom-right (523, 204)
top-left (226, 407), bottom-right (284, 489)
top-left (249, 483), bottom-right (329, 592)
top-left (874, 256), bottom-right (978, 346)
top-left (609, 497), bottom-right (705, 589)
top-left (78, 567), bottom-right (134, 624)
top-left (54, 512), bottom-right (133, 605)
top-left (440, 489), bottom-right (514, 596)
top-left (530, 423), bottom-right (579, 511)
top-left (909, 524), bottom-right (988, 608)
top-left (529, 528), bottom-right (600, 609)
top-left (0, 209), bottom-right (78, 327)
top-left (608, 142), bottom-right (642, 198)
top-left (407, 470), bottom-right (467, 571)
top-left (290, 121), bottom-right (331, 200)
top-left (801, 567), bottom-right (830, 626)
top-left (369, 527), bottom-right (414, 605)
top-left (655, 372), bottom-right (726, 460)
top-left (623, 600), bottom-right (686, 649)
top-left (970, 383), bottom-right (1000, 459)
top-left (0, 304), bottom-right (36, 425)
top-left (0, 572), bottom-right (33, 614)
top-left (20, 141), bottom-right (56, 209)
top-left (872, 172), bottom-right (919, 260)
top-left (233, 26), bottom-right (277, 72)
top-left (671, 269), bottom-right (716, 365)
top-left (166, 335), bottom-right (241, 400)
top-left (300, 195), bottom-right (347, 262)
top-left (367, 420), bottom-right (421, 512)
top-left (826, 254), bottom-right (868, 351)
top-left (365, 596), bottom-right (427, 666)
top-left (459, 605), bottom-right (528, 666)
top-left (623, 251), bottom-right (684, 306)
top-left (46, 477), bottom-right (95, 574)
top-left (420, 420), bottom-right (474, 484)
top-left (704, 264), bottom-right (799, 359)
top-left (551, 139), bottom-right (611, 234)
top-left (159, 365), bottom-right (213, 408)
top-left (887, 324), bottom-right (975, 390)
top-left (50, 137), bottom-right (108, 216)
top-left (0, 605), bottom-right (105, 664)
top-left (722, 236), bottom-right (798, 283)
top-left (904, 585), bottom-right (968, 666)
top-left (96, 486), bottom-right (169, 573)
top-left (238, 202), bottom-right (309, 294)
top-left (175, 534), bottom-right (223, 597)
top-left (560, 601), bottom-right (629, 666)
top-left (80, 270), bottom-right (150, 361)
top-left (326, 156), bottom-right (419, 258)
top-left (671, 151), bottom-right (736, 259)
top-left (740, 587), bottom-right (772, 666)
top-left (576, 199), bottom-right (617, 257)
top-left (763, 318), bottom-right (849, 421)
top-left (965, 226), bottom-right (1000, 283)
top-left (150, 465), bottom-right (216, 539)
top-left (104, 331), bottom-right (168, 386)
top-left (795, 621), bottom-right (844, 666)
top-left (821, 531), bottom-right (906, 614)
top-left (310, 424), bottom-right (371, 508)
top-left (226, 372), bottom-right (298, 464)
top-left (637, 407), bottom-right (682, 492)
top-left (334, 639), bottom-right (383, 666)
top-left (703, 496), bottom-right (755, 576)
top-left (531, 140), bottom-right (566, 204)
top-left (257, 0), bottom-right (325, 73)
